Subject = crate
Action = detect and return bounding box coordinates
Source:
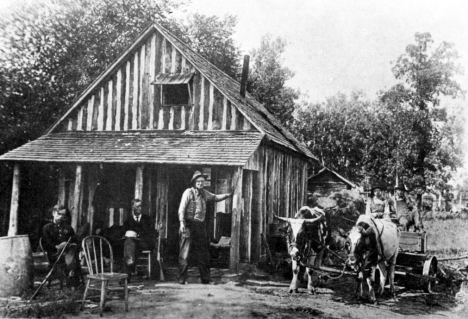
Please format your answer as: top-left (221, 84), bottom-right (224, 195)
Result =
top-left (399, 231), bottom-right (426, 253)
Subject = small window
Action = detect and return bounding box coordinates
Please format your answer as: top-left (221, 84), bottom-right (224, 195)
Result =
top-left (162, 84), bottom-right (190, 106)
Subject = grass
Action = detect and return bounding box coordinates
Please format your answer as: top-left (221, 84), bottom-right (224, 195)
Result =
top-left (424, 218), bottom-right (468, 259)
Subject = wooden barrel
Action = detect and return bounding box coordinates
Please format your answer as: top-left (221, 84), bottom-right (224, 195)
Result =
top-left (0, 235), bottom-right (34, 297)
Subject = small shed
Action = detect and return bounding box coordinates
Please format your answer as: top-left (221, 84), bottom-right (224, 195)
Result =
top-left (0, 22), bottom-right (318, 271)
top-left (308, 168), bottom-right (357, 196)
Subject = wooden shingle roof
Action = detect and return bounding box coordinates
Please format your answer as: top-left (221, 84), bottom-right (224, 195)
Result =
top-left (0, 131), bottom-right (262, 165)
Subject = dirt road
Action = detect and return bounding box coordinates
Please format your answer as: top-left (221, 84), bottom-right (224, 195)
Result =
top-left (74, 275), bottom-right (468, 319)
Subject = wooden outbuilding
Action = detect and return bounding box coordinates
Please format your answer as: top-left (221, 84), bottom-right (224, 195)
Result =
top-left (308, 167), bottom-right (357, 196)
top-left (0, 23), bottom-right (317, 271)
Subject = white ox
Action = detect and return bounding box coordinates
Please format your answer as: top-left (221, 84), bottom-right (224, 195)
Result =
top-left (346, 215), bottom-right (400, 304)
top-left (275, 206), bottom-right (327, 294)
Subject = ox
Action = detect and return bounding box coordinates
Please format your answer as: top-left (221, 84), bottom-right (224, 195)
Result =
top-left (346, 215), bottom-right (400, 304)
top-left (275, 206), bottom-right (328, 294)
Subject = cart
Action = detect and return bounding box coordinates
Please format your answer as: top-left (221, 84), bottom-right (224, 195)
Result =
top-left (394, 231), bottom-right (438, 293)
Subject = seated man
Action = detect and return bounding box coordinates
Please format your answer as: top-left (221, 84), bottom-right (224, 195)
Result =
top-left (123, 199), bottom-right (157, 280)
top-left (42, 205), bottom-right (81, 287)
top-left (389, 183), bottom-right (424, 232)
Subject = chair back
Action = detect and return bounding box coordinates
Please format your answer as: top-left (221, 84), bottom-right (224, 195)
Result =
top-left (38, 237), bottom-right (50, 263)
top-left (82, 236), bottom-right (115, 275)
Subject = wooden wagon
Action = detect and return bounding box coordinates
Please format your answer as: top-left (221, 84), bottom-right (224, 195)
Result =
top-left (394, 231), bottom-right (438, 293)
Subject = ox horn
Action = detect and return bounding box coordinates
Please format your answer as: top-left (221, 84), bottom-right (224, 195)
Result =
top-left (274, 215), bottom-right (290, 222)
top-left (303, 215), bottom-right (324, 225)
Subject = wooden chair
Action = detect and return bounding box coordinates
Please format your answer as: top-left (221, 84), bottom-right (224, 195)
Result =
top-left (136, 250), bottom-right (152, 278)
top-left (81, 236), bottom-right (128, 317)
top-left (39, 237), bottom-right (65, 289)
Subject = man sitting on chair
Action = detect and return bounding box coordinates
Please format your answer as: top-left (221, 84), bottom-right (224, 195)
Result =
top-left (42, 205), bottom-right (81, 287)
top-left (123, 199), bottom-right (157, 280)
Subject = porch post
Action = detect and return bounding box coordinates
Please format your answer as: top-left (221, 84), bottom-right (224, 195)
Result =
top-left (230, 166), bottom-right (243, 273)
top-left (8, 163), bottom-right (20, 237)
top-left (58, 168), bottom-right (66, 206)
top-left (71, 165), bottom-right (82, 231)
top-left (135, 165), bottom-right (144, 200)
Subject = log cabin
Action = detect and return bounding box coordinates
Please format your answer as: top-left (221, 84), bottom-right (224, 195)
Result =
top-left (0, 23), bottom-right (318, 272)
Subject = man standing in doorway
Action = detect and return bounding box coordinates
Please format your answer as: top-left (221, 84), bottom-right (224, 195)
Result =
top-left (178, 171), bottom-right (233, 284)
top-left (123, 199), bottom-right (157, 280)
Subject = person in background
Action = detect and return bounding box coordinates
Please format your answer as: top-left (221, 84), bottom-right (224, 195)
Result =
top-left (390, 183), bottom-right (424, 232)
top-left (42, 205), bottom-right (81, 287)
top-left (122, 199), bottom-right (157, 281)
top-left (178, 171), bottom-right (234, 285)
top-left (365, 182), bottom-right (389, 219)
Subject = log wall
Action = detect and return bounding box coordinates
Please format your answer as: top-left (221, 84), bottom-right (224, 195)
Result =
top-left (61, 31), bottom-right (252, 133)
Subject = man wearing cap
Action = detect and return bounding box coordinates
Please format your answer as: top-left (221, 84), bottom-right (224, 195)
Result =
top-left (178, 171), bottom-right (233, 284)
top-left (123, 199), bottom-right (157, 280)
top-left (390, 183), bottom-right (424, 232)
top-left (42, 205), bottom-right (81, 287)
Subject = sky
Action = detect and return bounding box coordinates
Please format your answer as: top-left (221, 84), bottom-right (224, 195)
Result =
top-left (176, 0), bottom-right (468, 104)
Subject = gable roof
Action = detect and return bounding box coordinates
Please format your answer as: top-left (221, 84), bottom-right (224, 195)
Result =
top-left (309, 167), bottom-right (357, 189)
top-left (46, 23), bottom-right (316, 161)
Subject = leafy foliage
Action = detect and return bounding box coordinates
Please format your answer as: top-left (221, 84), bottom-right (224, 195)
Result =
top-left (247, 35), bottom-right (299, 126)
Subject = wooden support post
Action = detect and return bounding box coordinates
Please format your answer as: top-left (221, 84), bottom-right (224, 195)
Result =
top-left (58, 168), bottom-right (66, 207)
top-left (230, 167), bottom-right (243, 273)
top-left (72, 165), bottom-right (82, 231)
top-left (8, 164), bottom-right (20, 237)
top-left (135, 166), bottom-right (144, 200)
top-left (87, 165), bottom-right (99, 235)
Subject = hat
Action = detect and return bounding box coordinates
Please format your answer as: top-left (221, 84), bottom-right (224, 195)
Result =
top-left (371, 181), bottom-right (387, 191)
top-left (190, 171), bottom-right (208, 185)
top-left (123, 230), bottom-right (140, 240)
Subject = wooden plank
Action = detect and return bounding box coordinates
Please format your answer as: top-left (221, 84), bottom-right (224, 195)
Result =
top-left (212, 88), bottom-right (223, 130)
top-left (72, 165), bottom-right (82, 231)
top-left (164, 40), bottom-right (172, 74)
top-left (231, 103), bottom-right (237, 130)
top-left (87, 165), bottom-right (99, 236)
top-left (171, 45), bottom-right (177, 73)
top-left (58, 168), bottom-right (66, 206)
top-left (7, 163), bottom-right (20, 236)
top-left (124, 61), bottom-right (131, 131)
top-left (203, 79), bottom-right (210, 130)
top-left (191, 73), bottom-right (200, 130)
top-left (148, 34), bottom-right (156, 129)
top-left (168, 107), bottom-right (174, 129)
top-left (115, 69), bottom-right (122, 131)
top-left (68, 118), bottom-right (72, 131)
top-left (207, 83), bottom-right (214, 130)
top-left (173, 106), bottom-right (182, 129)
top-left (222, 96), bottom-right (228, 130)
top-left (92, 94), bottom-right (99, 131)
top-left (180, 106), bottom-right (186, 130)
top-left (153, 33), bottom-right (162, 129)
top-left (230, 167), bottom-right (243, 272)
top-left (241, 170), bottom-right (253, 262)
top-left (98, 87), bottom-right (105, 130)
top-left (237, 111), bottom-right (244, 132)
top-left (199, 76), bottom-right (205, 130)
top-left (132, 52), bottom-right (139, 129)
top-left (86, 97), bottom-right (94, 131)
top-left (181, 56), bottom-right (186, 73)
top-left (106, 79), bottom-right (113, 130)
top-left (158, 109), bottom-right (164, 129)
top-left (243, 118), bottom-right (252, 130)
top-left (76, 106), bottom-right (83, 131)
top-left (135, 165), bottom-right (144, 200)
top-left (139, 44), bottom-right (145, 128)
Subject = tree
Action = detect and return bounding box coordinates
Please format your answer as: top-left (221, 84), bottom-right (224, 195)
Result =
top-left (381, 32), bottom-right (465, 193)
top-left (177, 13), bottom-right (241, 78)
top-left (247, 35), bottom-right (299, 126)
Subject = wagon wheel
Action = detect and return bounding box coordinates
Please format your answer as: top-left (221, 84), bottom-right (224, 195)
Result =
top-left (422, 256), bottom-right (438, 293)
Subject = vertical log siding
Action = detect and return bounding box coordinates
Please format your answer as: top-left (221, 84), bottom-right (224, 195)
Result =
top-left (63, 30), bottom-right (253, 133)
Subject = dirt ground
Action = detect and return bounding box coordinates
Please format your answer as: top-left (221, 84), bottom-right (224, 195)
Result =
top-left (72, 271), bottom-right (468, 319)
